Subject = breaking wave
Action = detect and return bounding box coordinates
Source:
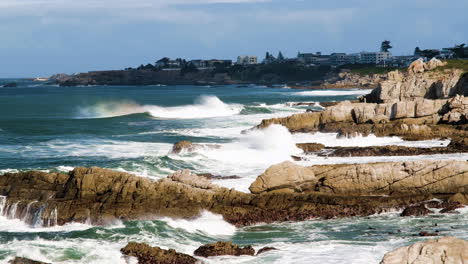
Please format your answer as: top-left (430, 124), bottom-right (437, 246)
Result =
top-left (76, 95), bottom-right (243, 119)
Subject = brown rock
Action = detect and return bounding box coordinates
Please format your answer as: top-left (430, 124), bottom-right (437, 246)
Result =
top-left (380, 237), bottom-right (468, 264)
top-left (400, 204), bottom-right (431, 217)
top-left (296, 143), bottom-right (325, 153)
top-left (121, 242), bottom-right (199, 264)
top-left (418, 231), bottom-right (439, 237)
top-left (256, 247), bottom-right (277, 255)
top-left (8, 258), bottom-right (50, 264)
top-left (171, 141), bottom-right (221, 154)
top-left (249, 161), bottom-right (317, 194)
top-left (194, 242), bottom-right (255, 258)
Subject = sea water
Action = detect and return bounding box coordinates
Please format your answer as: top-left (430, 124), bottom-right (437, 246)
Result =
top-left (1, 80), bottom-right (467, 263)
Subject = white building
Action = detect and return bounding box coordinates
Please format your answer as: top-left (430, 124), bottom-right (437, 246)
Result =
top-left (359, 52), bottom-right (391, 64)
top-left (237, 55), bottom-right (258, 65)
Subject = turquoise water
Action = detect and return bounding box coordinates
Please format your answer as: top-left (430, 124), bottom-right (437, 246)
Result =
top-left (1, 80), bottom-right (467, 263)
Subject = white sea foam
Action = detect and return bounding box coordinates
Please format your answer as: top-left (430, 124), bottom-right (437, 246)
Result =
top-left (293, 89), bottom-right (372, 97)
top-left (161, 211), bottom-right (236, 237)
top-left (293, 132), bottom-right (450, 148)
top-left (76, 95), bottom-right (243, 119)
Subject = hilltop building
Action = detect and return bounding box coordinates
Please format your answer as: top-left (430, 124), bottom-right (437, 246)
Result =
top-left (237, 55), bottom-right (258, 65)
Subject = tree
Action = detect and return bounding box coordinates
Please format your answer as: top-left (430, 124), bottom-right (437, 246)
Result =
top-left (380, 40), bottom-right (392, 52)
top-left (414, 47), bottom-right (422, 56)
top-left (449, 44), bottom-right (467, 58)
top-left (420, 49), bottom-right (440, 59)
top-left (277, 51), bottom-right (285, 61)
top-left (180, 62), bottom-right (198, 76)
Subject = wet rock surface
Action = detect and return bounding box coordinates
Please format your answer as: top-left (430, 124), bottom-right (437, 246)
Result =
top-left (0, 165), bottom-right (449, 227)
top-left (194, 242), bottom-right (255, 257)
top-left (380, 237), bottom-right (468, 264)
top-left (400, 204), bottom-right (431, 217)
top-left (121, 242), bottom-right (199, 264)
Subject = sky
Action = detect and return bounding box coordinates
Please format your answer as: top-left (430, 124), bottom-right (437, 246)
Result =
top-left (0, 0), bottom-right (467, 77)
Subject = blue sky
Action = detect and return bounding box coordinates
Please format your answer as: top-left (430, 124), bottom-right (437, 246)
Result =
top-left (1, 0), bottom-right (467, 77)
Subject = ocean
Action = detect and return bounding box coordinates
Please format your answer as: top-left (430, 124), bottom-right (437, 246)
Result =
top-left (1, 79), bottom-right (467, 263)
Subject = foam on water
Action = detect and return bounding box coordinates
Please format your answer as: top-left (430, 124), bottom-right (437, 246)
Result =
top-left (293, 132), bottom-right (450, 148)
top-left (160, 211), bottom-right (236, 237)
top-left (292, 89), bottom-right (372, 96)
top-left (76, 95), bottom-right (243, 119)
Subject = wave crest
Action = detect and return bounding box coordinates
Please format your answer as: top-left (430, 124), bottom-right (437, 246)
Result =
top-left (76, 95), bottom-right (243, 119)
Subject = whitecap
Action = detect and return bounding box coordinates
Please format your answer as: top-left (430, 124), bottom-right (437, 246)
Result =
top-left (160, 211), bottom-right (236, 237)
top-left (76, 95), bottom-right (243, 119)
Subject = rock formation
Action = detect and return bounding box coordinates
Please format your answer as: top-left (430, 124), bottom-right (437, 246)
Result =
top-left (194, 242), bottom-right (255, 257)
top-left (121, 242), bottom-right (200, 264)
top-left (249, 161), bottom-right (317, 194)
top-left (0, 166), bottom-right (449, 227)
top-left (380, 237), bottom-right (468, 264)
top-left (171, 141), bottom-right (221, 154)
top-left (249, 160), bottom-right (468, 196)
top-left (256, 96), bottom-right (468, 140)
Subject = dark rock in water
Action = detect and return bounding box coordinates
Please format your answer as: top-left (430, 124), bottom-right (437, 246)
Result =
top-left (291, 155), bottom-right (302, 161)
top-left (8, 257), bottom-right (50, 264)
top-left (197, 173), bottom-right (241, 180)
top-left (296, 143), bottom-right (325, 153)
top-left (121, 242), bottom-right (199, 264)
top-left (400, 204), bottom-right (431, 217)
top-left (171, 140), bottom-right (221, 154)
top-left (440, 202), bottom-right (463, 214)
top-left (194, 241), bottom-right (255, 258)
top-left (3, 82), bottom-right (17, 88)
top-left (418, 231), bottom-right (439, 237)
top-left (256, 247), bottom-right (277, 255)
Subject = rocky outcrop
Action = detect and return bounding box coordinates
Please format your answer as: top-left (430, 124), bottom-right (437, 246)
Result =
top-left (256, 97), bottom-right (468, 140)
top-left (321, 71), bottom-right (387, 89)
top-left (0, 166), bottom-right (447, 227)
top-left (400, 204), bottom-right (431, 217)
top-left (171, 141), bottom-right (221, 154)
top-left (323, 143), bottom-right (466, 158)
top-left (121, 242), bottom-right (199, 264)
top-left (249, 160), bottom-right (468, 196)
top-left (441, 94), bottom-right (468, 124)
top-left (365, 61), bottom-right (466, 103)
top-left (194, 242), bottom-right (255, 257)
top-left (249, 161), bottom-right (317, 194)
top-left (380, 237), bottom-right (468, 264)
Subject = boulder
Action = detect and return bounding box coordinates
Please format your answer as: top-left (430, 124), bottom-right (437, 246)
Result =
top-left (425, 58), bottom-right (446, 71)
top-left (194, 242), bottom-right (255, 258)
top-left (249, 161), bottom-right (317, 194)
top-left (400, 204), bottom-right (431, 217)
top-left (408, 58), bottom-right (426, 74)
top-left (171, 141), bottom-right (221, 154)
top-left (121, 242), bottom-right (199, 264)
top-left (380, 237), bottom-right (468, 264)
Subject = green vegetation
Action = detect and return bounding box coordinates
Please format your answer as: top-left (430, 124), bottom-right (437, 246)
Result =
top-left (440, 59), bottom-right (468, 73)
top-left (217, 62), bottom-right (332, 82)
top-left (337, 64), bottom-right (400, 76)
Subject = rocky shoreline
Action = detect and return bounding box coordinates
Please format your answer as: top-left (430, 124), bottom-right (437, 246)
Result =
top-left (3, 59), bottom-right (468, 263)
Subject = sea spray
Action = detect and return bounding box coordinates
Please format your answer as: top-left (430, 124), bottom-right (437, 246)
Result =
top-left (160, 211), bottom-right (236, 237)
top-left (76, 95), bottom-right (243, 119)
